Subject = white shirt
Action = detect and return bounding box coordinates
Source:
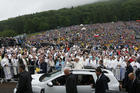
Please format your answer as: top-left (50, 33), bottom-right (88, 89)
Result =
top-left (11, 58), bottom-right (18, 67)
top-left (1, 57), bottom-right (10, 67)
top-left (131, 62), bottom-right (140, 68)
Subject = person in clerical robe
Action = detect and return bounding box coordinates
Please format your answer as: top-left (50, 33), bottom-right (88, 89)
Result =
top-left (1, 53), bottom-right (12, 81)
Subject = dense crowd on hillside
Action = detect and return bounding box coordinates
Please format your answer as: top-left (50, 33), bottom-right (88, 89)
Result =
top-left (28, 21), bottom-right (140, 48)
top-left (0, 21), bottom-right (140, 85)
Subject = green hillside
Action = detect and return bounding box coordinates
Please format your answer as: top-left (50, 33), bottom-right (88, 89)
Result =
top-left (0, 0), bottom-right (140, 37)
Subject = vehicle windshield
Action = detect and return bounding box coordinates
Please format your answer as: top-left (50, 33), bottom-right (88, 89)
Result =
top-left (39, 71), bottom-right (62, 82)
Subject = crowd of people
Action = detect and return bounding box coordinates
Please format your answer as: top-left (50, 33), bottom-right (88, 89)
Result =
top-left (28, 21), bottom-right (140, 48)
top-left (0, 21), bottom-right (140, 92)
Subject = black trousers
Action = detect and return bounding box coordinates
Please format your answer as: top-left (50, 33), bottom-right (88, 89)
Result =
top-left (0, 68), bottom-right (5, 78)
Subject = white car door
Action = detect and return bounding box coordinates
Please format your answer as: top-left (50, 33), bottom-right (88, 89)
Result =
top-left (45, 75), bottom-right (66, 93)
top-left (44, 73), bottom-right (96, 93)
top-left (75, 74), bottom-right (95, 93)
top-left (77, 85), bottom-right (94, 93)
top-left (45, 85), bottom-right (66, 93)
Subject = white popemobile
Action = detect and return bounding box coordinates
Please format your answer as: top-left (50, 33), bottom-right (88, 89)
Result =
top-left (14, 69), bottom-right (120, 93)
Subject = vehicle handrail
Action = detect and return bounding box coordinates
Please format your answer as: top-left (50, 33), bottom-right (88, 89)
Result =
top-left (70, 69), bottom-right (109, 74)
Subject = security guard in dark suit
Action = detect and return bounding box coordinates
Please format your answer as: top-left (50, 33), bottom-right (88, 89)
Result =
top-left (16, 64), bottom-right (33, 93)
top-left (123, 61), bottom-right (133, 92)
top-left (94, 67), bottom-right (110, 93)
top-left (64, 68), bottom-right (77, 93)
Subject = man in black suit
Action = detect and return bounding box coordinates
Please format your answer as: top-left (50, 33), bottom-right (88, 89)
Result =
top-left (127, 73), bottom-right (135, 93)
top-left (94, 67), bottom-right (109, 93)
top-left (16, 64), bottom-right (33, 93)
top-left (132, 69), bottom-right (140, 93)
top-left (123, 61), bottom-right (133, 91)
top-left (64, 68), bottom-right (77, 93)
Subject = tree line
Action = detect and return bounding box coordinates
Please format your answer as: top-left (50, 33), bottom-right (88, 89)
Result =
top-left (0, 0), bottom-right (140, 37)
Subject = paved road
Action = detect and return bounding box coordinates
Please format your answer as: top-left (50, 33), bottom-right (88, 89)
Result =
top-left (0, 82), bottom-right (127, 93)
top-left (0, 82), bottom-right (16, 93)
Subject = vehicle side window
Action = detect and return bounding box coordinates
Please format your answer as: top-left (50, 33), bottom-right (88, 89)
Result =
top-left (52, 75), bottom-right (66, 86)
top-left (76, 74), bottom-right (95, 86)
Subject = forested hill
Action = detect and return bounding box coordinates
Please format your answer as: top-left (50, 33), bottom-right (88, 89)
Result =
top-left (0, 0), bottom-right (140, 37)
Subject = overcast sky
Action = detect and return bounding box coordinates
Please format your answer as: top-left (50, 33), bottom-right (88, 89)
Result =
top-left (0, 0), bottom-right (102, 21)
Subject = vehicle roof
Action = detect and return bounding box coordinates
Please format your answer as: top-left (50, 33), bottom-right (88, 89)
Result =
top-left (70, 69), bottom-right (113, 75)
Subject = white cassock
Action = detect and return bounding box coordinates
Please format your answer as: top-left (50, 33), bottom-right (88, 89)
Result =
top-left (130, 62), bottom-right (140, 73)
top-left (83, 58), bottom-right (91, 67)
top-left (92, 60), bottom-right (98, 68)
top-left (111, 59), bottom-right (117, 76)
top-left (120, 61), bottom-right (126, 80)
top-left (107, 60), bottom-right (113, 70)
top-left (83, 58), bottom-right (97, 68)
top-left (115, 60), bottom-right (121, 81)
top-left (1, 57), bottom-right (12, 80)
top-left (79, 57), bottom-right (87, 67)
top-left (77, 56), bottom-right (83, 62)
top-left (11, 58), bottom-right (18, 75)
top-left (113, 59), bottom-right (118, 69)
top-left (103, 58), bottom-right (108, 68)
top-left (22, 58), bottom-right (28, 71)
top-left (105, 59), bottom-right (110, 69)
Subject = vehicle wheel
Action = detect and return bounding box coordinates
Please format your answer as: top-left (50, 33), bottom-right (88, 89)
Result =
top-left (41, 89), bottom-right (45, 93)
